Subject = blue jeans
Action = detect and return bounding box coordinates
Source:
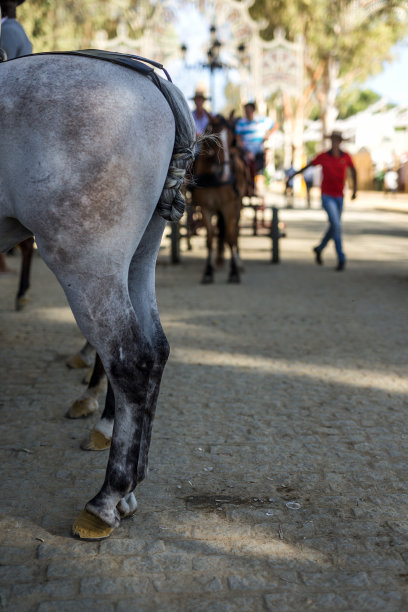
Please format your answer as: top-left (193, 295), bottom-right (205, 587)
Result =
top-left (318, 194), bottom-right (345, 263)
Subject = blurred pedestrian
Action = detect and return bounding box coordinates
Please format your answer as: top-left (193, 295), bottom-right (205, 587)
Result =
top-left (0, 0), bottom-right (32, 275)
top-left (191, 87), bottom-right (211, 138)
top-left (235, 102), bottom-right (276, 194)
top-left (0, 0), bottom-right (32, 59)
top-left (383, 168), bottom-right (398, 197)
top-left (284, 163), bottom-right (296, 207)
top-left (302, 164), bottom-right (315, 208)
top-left (288, 131), bottom-right (357, 271)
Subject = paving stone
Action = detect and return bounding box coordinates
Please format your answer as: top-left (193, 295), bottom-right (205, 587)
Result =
top-left (152, 575), bottom-right (223, 593)
top-left (80, 576), bottom-right (150, 596)
top-left (12, 579), bottom-right (79, 599)
top-left (38, 599), bottom-right (115, 612)
top-left (345, 590), bottom-right (403, 611)
top-left (121, 553), bottom-right (192, 574)
top-left (0, 546), bottom-right (36, 564)
top-left (0, 564), bottom-right (39, 584)
top-left (186, 596), bottom-right (265, 612)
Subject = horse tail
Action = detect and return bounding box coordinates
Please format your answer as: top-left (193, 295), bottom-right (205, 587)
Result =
top-left (152, 77), bottom-right (196, 223)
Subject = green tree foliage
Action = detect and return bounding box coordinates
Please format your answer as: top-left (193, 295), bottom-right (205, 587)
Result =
top-left (249, 0), bottom-right (407, 82)
top-left (18, 0), bottom-right (157, 52)
top-left (336, 87), bottom-right (382, 119)
top-left (248, 0), bottom-right (408, 129)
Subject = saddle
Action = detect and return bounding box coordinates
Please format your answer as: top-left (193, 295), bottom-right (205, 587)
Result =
top-left (0, 48), bottom-right (172, 87)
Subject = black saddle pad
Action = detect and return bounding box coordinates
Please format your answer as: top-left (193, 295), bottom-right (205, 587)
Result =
top-left (2, 49), bottom-right (172, 82)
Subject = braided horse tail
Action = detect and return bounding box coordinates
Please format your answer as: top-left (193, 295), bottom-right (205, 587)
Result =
top-left (151, 76), bottom-right (196, 223)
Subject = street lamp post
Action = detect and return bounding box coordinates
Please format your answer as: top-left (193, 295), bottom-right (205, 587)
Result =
top-left (181, 24), bottom-right (226, 112)
top-left (206, 25), bottom-right (223, 109)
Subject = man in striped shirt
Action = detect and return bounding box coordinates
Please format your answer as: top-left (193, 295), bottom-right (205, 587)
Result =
top-left (235, 102), bottom-right (276, 190)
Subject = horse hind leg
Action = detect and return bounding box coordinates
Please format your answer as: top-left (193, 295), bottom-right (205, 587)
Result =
top-left (216, 212), bottom-right (226, 267)
top-left (201, 208), bottom-right (215, 284)
top-left (79, 379), bottom-right (114, 451)
top-left (15, 237), bottom-right (34, 310)
top-left (114, 212), bottom-right (169, 486)
top-left (224, 206), bottom-right (241, 284)
top-left (70, 214), bottom-right (168, 539)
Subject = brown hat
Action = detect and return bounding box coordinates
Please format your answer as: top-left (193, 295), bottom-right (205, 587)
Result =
top-left (191, 87), bottom-right (209, 101)
top-left (325, 130), bottom-right (349, 141)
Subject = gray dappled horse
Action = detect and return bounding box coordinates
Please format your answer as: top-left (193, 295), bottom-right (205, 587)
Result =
top-left (0, 52), bottom-right (195, 539)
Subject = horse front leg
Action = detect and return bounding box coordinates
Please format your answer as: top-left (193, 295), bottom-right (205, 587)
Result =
top-left (66, 340), bottom-right (95, 369)
top-left (79, 380), bottom-right (114, 451)
top-left (15, 237), bottom-right (34, 310)
top-left (225, 206), bottom-right (241, 284)
top-left (66, 353), bottom-right (107, 420)
top-left (216, 212), bottom-right (226, 267)
top-left (201, 208), bottom-right (215, 284)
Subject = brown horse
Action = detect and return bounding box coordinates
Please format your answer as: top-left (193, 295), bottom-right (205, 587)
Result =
top-left (191, 114), bottom-right (249, 284)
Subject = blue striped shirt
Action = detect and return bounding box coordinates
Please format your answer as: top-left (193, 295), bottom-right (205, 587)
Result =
top-left (235, 116), bottom-right (274, 155)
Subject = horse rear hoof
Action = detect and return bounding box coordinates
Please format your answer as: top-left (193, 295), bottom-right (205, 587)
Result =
top-left (228, 274), bottom-right (241, 284)
top-left (15, 296), bottom-right (29, 311)
top-left (72, 509), bottom-right (114, 540)
top-left (80, 428), bottom-right (111, 451)
top-left (66, 352), bottom-right (93, 369)
top-left (66, 397), bottom-right (99, 419)
top-left (201, 274), bottom-right (214, 284)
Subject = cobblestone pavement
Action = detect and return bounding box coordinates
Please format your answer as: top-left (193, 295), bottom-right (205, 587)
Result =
top-left (1, 192), bottom-right (408, 611)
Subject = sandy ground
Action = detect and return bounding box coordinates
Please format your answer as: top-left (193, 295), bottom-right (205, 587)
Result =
top-left (0, 190), bottom-right (408, 611)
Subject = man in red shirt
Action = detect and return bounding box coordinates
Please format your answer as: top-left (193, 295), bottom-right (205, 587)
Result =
top-left (289, 131), bottom-right (357, 271)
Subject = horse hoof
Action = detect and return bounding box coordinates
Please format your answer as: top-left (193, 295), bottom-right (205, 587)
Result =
top-left (201, 275), bottom-right (214, 284)
top-left (82, 367), bottom-right (93, 385)
top-left (72, 509), bottom-right (114, 540)
top-left (80, 429), bottom-right (111, 451)
top-left (66, 353), bottom-right (93, 369)
top-left (15, 296), bottom-right (29, 311)
top-left (228, 275), bottom-right (240, 284)
top-left (118, 493), bottom-right (138, 519)
top-left (66, 397), bottom-right (99, 419)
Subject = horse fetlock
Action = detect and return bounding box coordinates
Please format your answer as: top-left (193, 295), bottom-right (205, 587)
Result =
top-left (117, 492), bottom-right (138, 518)
top-left (66, 396), bottom-right (99, 419)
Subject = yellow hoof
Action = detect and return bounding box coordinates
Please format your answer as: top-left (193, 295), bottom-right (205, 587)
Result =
top-left (72, 509), bottom-right (114, 540)
top-left (80, 429), bottom-right (111, 451)
top-left (66, 397), bottom-right (98, 419)
top-left (66, 353), bottom-right (92, 369)
top-left (15, 296), bottom-right (29, 311)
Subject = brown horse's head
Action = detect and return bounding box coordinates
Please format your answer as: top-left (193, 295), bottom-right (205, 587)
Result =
top-left (194, 114), bottom-right (235, 185)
